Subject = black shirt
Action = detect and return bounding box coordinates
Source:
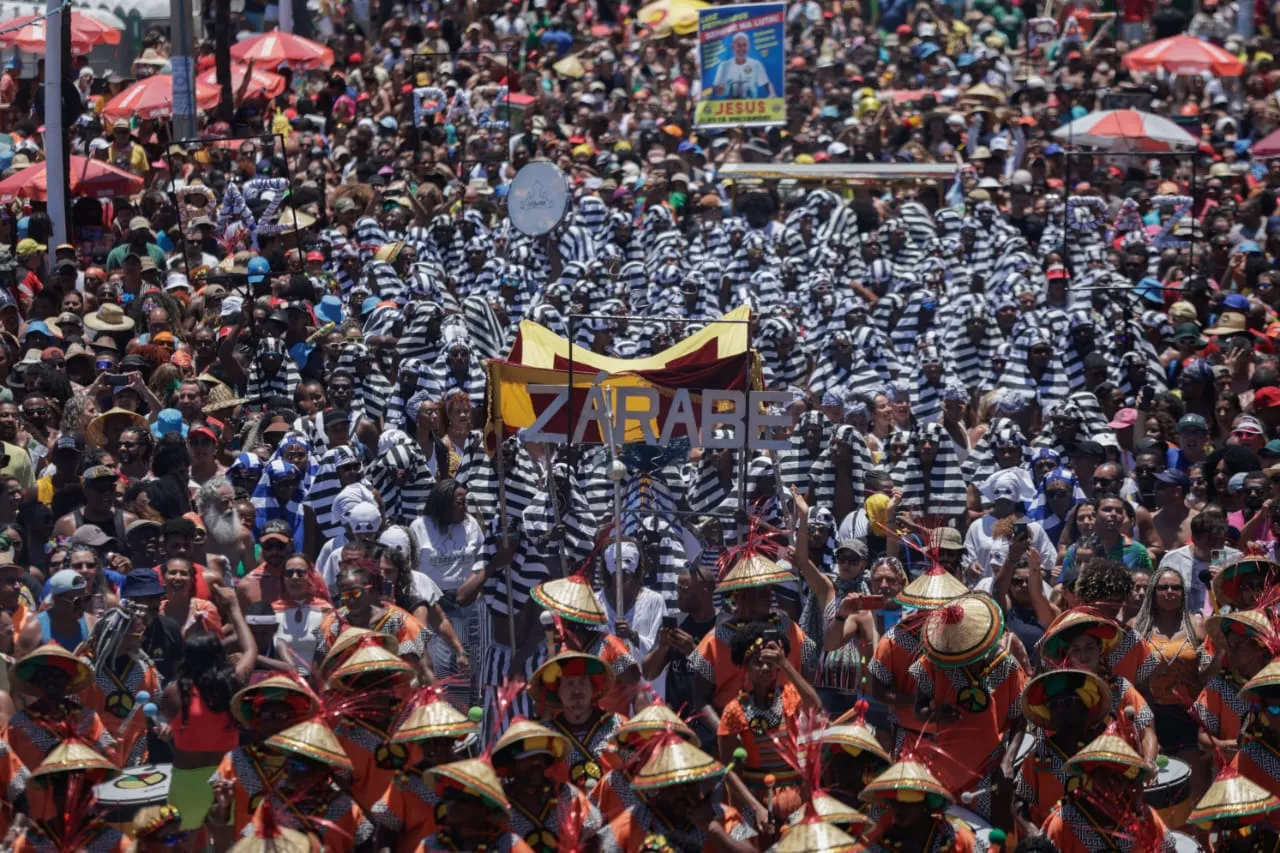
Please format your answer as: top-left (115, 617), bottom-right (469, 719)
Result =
top-left (664, 613), bottom-right (718, 714)
top-left (142, 615), bottom-right (184, 683)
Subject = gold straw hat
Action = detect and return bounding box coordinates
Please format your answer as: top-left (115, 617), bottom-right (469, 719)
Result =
top-left (771, 817), bottom-right (861, 853)
top-left (13, 643), bottom-right (94, 694)
top-left (787, 794), bottom-right (871, 831)
top-left (896, 567), bottom-right (969, 610)
top-left (231, 674), bottom-right (320, 728)
top-left (1189, 769), bottom-right (1280, 828)
top-left (612, 703), bottom-right (697, 746)
top-left (1063, 730), bottom-right (1154, 783)
top-left (629, 737), bottom-right (726, 791)
top-left (31, 740), bottom-right (116, 779)
top-left (1206, 609), bottom-right (1276, 648)
top-left (317, 628), bottom-right (399, 680)
top-left (1241, 660), bottom-right (1280, 704)
top-left (859, 759), bottom-right (954, 806)
top-left (1212, 556), bottom-right (1280, 609)
top-left (203, 383), bottom-right (249, 414)
top-left (821, 723), bottom-right (891, 767)
top-left (86, 406), bottom-right (149, 449)
top-left (532, 574), bottom-right (606, 625)
top-left (328, 644), bottom-right (414, 690)
top-left (426, 757), bottom-right (512, 816)
top-left (229, 825), bottom-right (313, 853)
top-left (264, 719), bottom-right (354, 774)
top-left (492, 719), bottom-right (568, 774)
top-left (1038, 609), bottom-right (1123, 665)
top-left (922, 594), bottom-right (1004, 668)
top-left (391, 694), bottom-right (477, 744)
top-left (1020, 669), bottom-right (1113, 732)
top-left (530, 651), bottom-right (615, 709)
top-left (717, 553), bottom-right (793, 593)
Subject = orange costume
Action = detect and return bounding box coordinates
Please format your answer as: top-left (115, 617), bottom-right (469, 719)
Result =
top-left (601, 800), bottom-right (755, 853)
top-left (415, 834), bottom-right (534, 853)
top-left (1042, 799), bottom-right (1171, 853)
top-left (13, 823), bottom-right (129, 853)
top-left (334, 716), bottom-right (410, 815)
top-left (0, 739), bottom-right (26, 839)
top-left (371, 772), bottom-right (439, 853)
top-left (688, 614), bottom-right (815, 712)
top-left (856, 816), bottom-right (980, 853)
top-left (83, 655), bottom-right (162, 767)
top-left (210, 745), bottom-right (289, 839)
top-left (718, 681), bottom-right (803, 802)
top-left (4, 703), bottom-right (115, 771)
top-left (313, 605), bottom-right (430, 668)
top-left (867, 620), bottom-right (929, 747)
top-left (159, 598), bottom-right (223, 638)
top-left (1194, 673), bottom-right (1249, 742)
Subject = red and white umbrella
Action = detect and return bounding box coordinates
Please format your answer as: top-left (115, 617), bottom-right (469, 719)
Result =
top-left (1252, 128), bottom-right (1280, 158)
top-left (0, 11), bottom-right (121, 56)
top-left (1122, 35), bottom-right (1244, 76)
top-left (101, 74), bottom-right (220, 121)
top-left (196, 62), bottom-right (287, 102)
top-left (230, 32), bottom-right (334, 71)
top-left (0, 156), bottom-right (144, 203)
top-left (1051, 109), bottom-right (1199, 153)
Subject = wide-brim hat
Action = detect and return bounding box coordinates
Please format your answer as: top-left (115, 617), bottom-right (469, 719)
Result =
top-left (272, 208), bottom-right (317, 235)
top-left (328, 644), bottom-right (414, 690)
top-left (821, 723), bottom-right (892, 767)
top-left (203, 382), bottom-right (249, 414)
top-left (530, 651), bottom-right (614, 709)
top-left (1063, 731), bottom-right (1154, 782)
top-left (612, 702), bottom-right (697, 746)
top-left (83, 303), bottom-right (135, 332)
top-left (1189, 770), bottom-right (1280, 828)
top-left (896, 567), bottom-right (968, 610)
top-left (1021, 669), bottom-right (1113, 732)
top-left (1206, 609), bottom-right (1275, 648)
top-left (13, 644), bottom-right (94, 693)
top-left (32, 740), bottom-right (116, 779)
top-left (1205, 311), bottom-right (1249, 336)
top-left (1213, 557), bottom-right (1280, 609)
top-left (860, 759), bottom-right (953, 806)
top-left (772, 816), bottom-right (861, 853)
top-left (229, 825), bottom-right (313, 853)
top-left (717, 553), bottom-right (793, 593)
top-left (629, 738), bottom-right (726, 791)
top-left (492, 719), bottom-right (568, 773)
top-left (531, 574), bottom-right (606, 626)
top-left (1038, 609), bottom-right (1123, 666)
top-left (86, 406), bottom-right (150, 449)
top-left (922, 594), bottom-right (1004, 668)
top-left (231, 674), bottom-right (319, 728)
top-left (391, 694), bottom-right (477, 744)
top-left (317, 628), bottom-right (399, 681)
top-left (425, 757), bottom-right (511, 816)
top-left (1240, 660), bottom-right (1280, 704)
top-left (264, 719), bottom-right (354, 773)
top-left (787, 794), bottom-right (871, 832)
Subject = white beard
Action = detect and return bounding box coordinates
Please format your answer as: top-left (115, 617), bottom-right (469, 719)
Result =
top-left (205, 506), bottom-right (241, 548)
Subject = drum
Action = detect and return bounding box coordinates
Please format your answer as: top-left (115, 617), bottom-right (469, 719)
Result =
top-left (1013, 732), bottom-right (1034, 770)
top-left (507, 162), bottom-right (570, 236)
top-left (945, 804), bottom-right (993, 848)
top-left (1144, 756), bottom-right (1192, 829)
top-left (94, 763), bottom-right (172, 836)
top-left (1169, 831), bottom-right (1204, 852)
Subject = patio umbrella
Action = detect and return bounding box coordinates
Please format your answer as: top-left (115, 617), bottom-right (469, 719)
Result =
top-left (196, 62), bottom-right (287, 102)
top-left (1251, 128), bottom-right (1280, 158)
top-left (0, 156), bottom-right (144, 203)
top-left (0, 11), bottom-right (121, 55)
top-left (1122, 35), bottom-right (1244, 76)
top-left (230, 32), bottom-right (335, 71)
top-left (1051, 109), bottom-right (1200, 153)
top-left (636, 0), bottom-right (709, 36)
top-left (102, 74), bottom-right (220, 121)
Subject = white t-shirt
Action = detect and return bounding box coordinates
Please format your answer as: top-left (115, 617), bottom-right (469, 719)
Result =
top-left (963, 515), bottom-right (1057, 579)
top-left (410, 515), bottom-right (485, 592)
top-left (274, 603), bottom-right (327, 672)
top-left (712, 56), bottom-right (770, 99)
top-left (601, 586), bottom-right (667, 656)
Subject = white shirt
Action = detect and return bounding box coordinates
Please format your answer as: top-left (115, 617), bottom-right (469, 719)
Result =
top-left (963, 514), bottom-right (1057, 579)
top-left (601, 585), bottom-right (667, 657)
top-left (410, 515), bottom-right (484, 592)
top-left (274, 603), bottom-right (327, 673)
top-left (712, 56), bottom-right (771, 99)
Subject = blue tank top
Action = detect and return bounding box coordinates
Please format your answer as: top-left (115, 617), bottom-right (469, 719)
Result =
top-left (36, 611), bottom-right (88, 651)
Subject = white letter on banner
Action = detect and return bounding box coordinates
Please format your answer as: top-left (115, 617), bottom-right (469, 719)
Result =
top-left (523, 385), bottom-right (569, 443)
top-left (614, 386), bottom-right (660, 444)
top-left (702, 391), bottom-right (745, 448)
top-left (571, 374), bottom-right (613, 445)
top-left (751, 390), bottom-right (791, 451)
top-left (660, 389), bottom-right (699, 446)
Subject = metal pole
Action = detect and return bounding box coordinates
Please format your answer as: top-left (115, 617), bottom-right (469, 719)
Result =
top-left (489, 363), bottom-right (518, 655)
top-left (279, 0), bottom-right (294, 33)
top-left (602, 385), bottom-right (624, 621)
top-left (45, 0), bottom-right (68, 249)
top-left (170, 0), bottom-right (197, 140)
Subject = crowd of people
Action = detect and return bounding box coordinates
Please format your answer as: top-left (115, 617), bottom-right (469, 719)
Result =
top-left (5, 0), bottom-right (1280, 849)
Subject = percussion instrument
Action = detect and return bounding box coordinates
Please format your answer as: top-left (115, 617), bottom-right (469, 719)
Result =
top-left (95, 763), bottom-right (172, 836)
top-left (1145, 755), bottom-right (1192, 829)
top-left (1013, 732), bottom-right (1034, 770)
top-left (946, 804), bottom-right (994, 848)
top-left (507, 162), bottom-right (570, 236)
top-left (1168, 830), bottom-right (1204, 852)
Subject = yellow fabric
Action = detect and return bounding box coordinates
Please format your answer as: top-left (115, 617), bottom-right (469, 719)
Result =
top-left (865, 493), bottom-right (891, 536)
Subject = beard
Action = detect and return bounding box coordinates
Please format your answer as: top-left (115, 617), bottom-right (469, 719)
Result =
top-left (205, 505), bottom-right (241, 548)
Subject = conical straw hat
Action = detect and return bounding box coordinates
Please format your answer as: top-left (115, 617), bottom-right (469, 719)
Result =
top-left (1213, 556), bottom-right (1280, 609)
top-left (1020, 669), bottom-right (1113, 732)
top-left (32, 740), bottom-right (115, 779)
top-left (1063, 731), bottom-right (1154, 782)
top-left (391, 695), bottom-right (476, 744)
top-left (1189, 771), bottom-right (1280, 827)
top-left (922, 594), bottom-right (1004, 668)
top-left (787, 794), bottom-right (870, 830)
top-left (770, 817), bottom-right (860, 853)
top-left (1207, 609), bottom-right (1275, 647)
top-left (630, 739), bottom-right (726, 791)
top-left (229, 826), bottom-right (312, 853)
top-left (896, 567), bottom-right (968, 610)
top-left (612, 703), bottom-right (696, 745)
top-left (859, 759), bottom-right (953, 806)
top-left (328, 644), bottom-right (414, 689)
top-left (13, 643), bottom-right (94, 693)
top-left (426, 757), bottom-right (512, 816)
top-left (231, 674), bottom-right (320, 728)
top-left (492, 719), bottom-right (568, 771)
top-left (265, 719), bottom-right (354, 773)
top-left (1038, 609), bottom-right (1122, 664)
top-left (530, 651), bottom-right (615, 708)
top-left (1241, 660), bottom-right (1280, 704)
top-left (532, 575), bottom-right (606, 625)
top-left (317, 628), bottom-right (398, 680)
top-left (718, 553), bottom-right (793, 593)
top-left (821, 724), bottom-right (891, 767)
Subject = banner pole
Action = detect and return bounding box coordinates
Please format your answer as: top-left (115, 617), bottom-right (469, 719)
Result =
top-left (490, 364), bottom-right (517, 655)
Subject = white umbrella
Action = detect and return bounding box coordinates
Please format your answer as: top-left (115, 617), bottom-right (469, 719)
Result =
top-left (1052, 108), bottom-right (1199, 153)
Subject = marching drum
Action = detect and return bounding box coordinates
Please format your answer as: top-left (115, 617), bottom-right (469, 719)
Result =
top-left (1144, 755), bottom-right (1193, 829)
top-left (94, 763), bottom-right (172, 835)
top-left (1168, 830), bottom-right (1204, 852)
top-left (945, 804), bottom-right (993, 848)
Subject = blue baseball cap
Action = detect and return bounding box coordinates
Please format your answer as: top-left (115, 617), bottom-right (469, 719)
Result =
top-left (247, 256), bottom-right (270, 284)
top-left (361, 296), bottom-right (379, 316)
top-left (1223, 293), bottom-right (1251, 311)
top-left (23, 320), bottom-right (56, 340)
top-left (1044, 144), bottom-right (1064, 156)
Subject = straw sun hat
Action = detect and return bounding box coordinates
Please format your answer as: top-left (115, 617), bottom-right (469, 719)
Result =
top-left (1063, 730), bottom-right (1155, 783)
top-left (896, 566), bottom-right (968, 610)
top-left (1189, 767), bottom-right (1280, 829)
top-left (391, 690), bottom-right (477, 744)
top-left (86, 406), bottom-right (149, 449)
top-left (860, 759), bottom-right (954, 807)
top-left (629, 736), bottom-right (726, 792)
top-left (264, 719), bottom-right (355, 774)
top-left (717, 552), bottom-right (794, 593)
top-left (532, 574), bottom-right (606, 626)
top-left (1020, 669), bottom-right (1113, 732)
top-left (1213, 556), bottom-right (1280, 609)
top-left (230, 674), bottom-right (319, 728)
top-left (530, 651), bottom-right (615, 710)
top-left (921, 594), bottom-right (1004, 668)
top-left (772, 816), bottom-right (862, 853)
top-left (425, 757), bottom-right (512, 816)
top-left (13, 643), bottom-right (94, 693)
top-left (32, 740), bottom-right (116, 779)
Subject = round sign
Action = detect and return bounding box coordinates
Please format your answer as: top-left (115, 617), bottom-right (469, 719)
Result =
top-left (508, 162), bottom-right (570, 237)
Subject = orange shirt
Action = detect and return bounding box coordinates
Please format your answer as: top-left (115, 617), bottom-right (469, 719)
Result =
top-left (689, 615), bottom-right (815, 712)
top-left (314, 606), bottom-right (430, 669)
top-left (718, 682), bottom-right (803, 791)
top-left (334, 716), bottom-right (409, 815)
top-left (1234, 739), bottom-right (1280, 791)
top-left (160, 597), bottom-right (223, 638)
top-left (1110, 630), bottom-right (1157, 687)
top-left (415, 834), bottom-right (534, 853)
top-left (212, 746), bottom-right (289, 839)
top-left (601, 801), bottom-right (755, 853)
top-left (1194, 674), bottom-right (1249, 741)
top-left (9, 603), bottom-right (28, 645)
top-left (83, 656), bottom-right (162, 768)
top-left (868, 622), bottom-right (927, 733)
top-left (370, 772), bottom-right (438, 853)
top-left (4, 703), bottom-right (115, 771)
top-left (14, 825), bottom-right (128, 853)
top-left (1043, 799), bottom-right (1168, 853)
top-left (0, 739), bottom-right (25, 839)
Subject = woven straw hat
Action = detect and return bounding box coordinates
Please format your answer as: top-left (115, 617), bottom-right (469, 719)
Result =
top-left (231, 674), bottom-right (320, 728)
top-left (264, 719), bottom-right (354, 773)
top-left (203, 382), bottom-right (249, 415)
top-left (492, 719), bottom-right (568, 773)
top-left (630, 738), bottom-right (726, 791)
top-left (859, 759), bottom-right (953, 806)
top-left (229, 825), bottom-right (313, 853)
top-left (1240, 660), bottom-right (1280, 704)
top-left (317, 628), bottom-right (399, 680)
top-left (13, 643), bottom-right (94, 693)
top-left (328, 644), bottom-right (414, 690)
top-left (1189, 769), bottom-right (1280, 828)
top-left (1063, 731), bottom-right (1154, 782)
top-left (86, 406), bottom-right (149, 449)
top-left (922, 594), bottom-right (1004, 668)
top-left (821, 723), bottom-right (891, 767)
top-left (717, 553), bottom-right (793, 593)
top-left (1213, 556), bottom-right (1280, 609)
top-left (391, 694), bottom-right (477, 744)
top-left (1207, 609), bottom-right (1275, 647)
top-left (787, 794), bottom-right (871, 831)
top-left (771, 817), bottom-right (861, 853)
top-left (612, 703), bottom-right (697, 746)
top-left (31, 740), bottom-right (116, 779)
top-left (1021, 669), bottom-right (1113, 732)
top-left (530, 651), bottom-right (615, 709)
top-left (896, 567), bottom-right (968, 610)
top-left (425, 757), bottom-right (512, 816)
top-left (532, 574), bottom-right (606, 625)
top-left (1037, 608), bottom-right (1123, 665)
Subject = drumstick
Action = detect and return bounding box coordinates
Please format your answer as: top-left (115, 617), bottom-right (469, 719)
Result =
top-left (117, 690), bottom-right (152, 737)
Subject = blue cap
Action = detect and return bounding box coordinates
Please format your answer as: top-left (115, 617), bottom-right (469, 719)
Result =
top-left (1236, 240), bottom-right (1264, 255)
top-left (247, 256), bottom-right (271, 284)
top-left (316, 294), bottom-right (344, 325)
top-left (47, 569), bottom-right (87, 597)
top-left (122, 568), bottom-right (165, 599)
top-left (956, 52), bottom-right (975, 67)
top-left (1044, 144), bottom-right (1064, 156)
top-left (820, 105), bottom-right (840, 119)
top-left (361, 296), bottom-right (379, 316)
top-left (1155, 469), bottom-right (1191, 488)
top-left (23, 320), bottom-right (54, 339)
top-left (1071, 105), bottom-right (1088, 120)
top-left (1224, 293), bottom-right (1251, 311)
top-left (914, 42), bottom-right (941, 60)
top-left (15, 216), bottom-right (28, 239)
top-left (1135, 277), bottom-right (1165, 305)
top-left (151, 408), bottom-right (188, 439)
top-left (4, 58), bottom-right (21, 71)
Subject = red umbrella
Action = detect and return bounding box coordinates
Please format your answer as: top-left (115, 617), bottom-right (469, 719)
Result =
top-left (230, 32), bottom-right (335, 71)
top-left (196, 62), bottom-right (287, 102)
top-left (1252, 128), bottom-right (1280, 158)
top-left (1051, 109), bottom-right (1199, 152)
top-left (0, 156), bottom-right (144, 203)
top-left (1122, 35), bottom-right (1244, 76)
top-left (101, 74), bottom-right (220, 121)
top-left (0, 12), bottom-right (121, 56)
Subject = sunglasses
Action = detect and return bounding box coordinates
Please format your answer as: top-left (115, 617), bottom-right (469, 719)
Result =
top-left (261, 540), bottom-right (289, 551)
top-left (339, 586), bottom-right (370, 602)
top-left (284, 569), bottom-right (309, 579)
top-left (1155, 583), bottom-right (1183, 593)
top-left (1010, 578), bottom-right (1030, 588)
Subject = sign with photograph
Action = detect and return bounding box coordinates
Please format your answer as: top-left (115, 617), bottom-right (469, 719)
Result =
top-left (695, 2), bottom-right (786, 128)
